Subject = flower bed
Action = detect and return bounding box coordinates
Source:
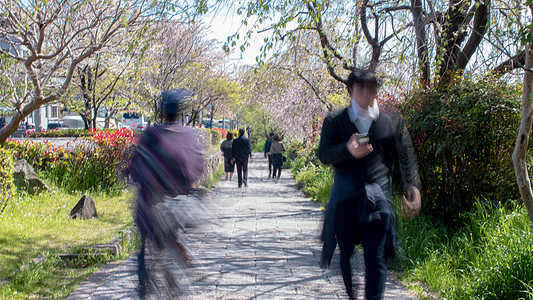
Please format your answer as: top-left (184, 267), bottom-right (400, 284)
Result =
top-left (5, 129), bottom-right (139, 195)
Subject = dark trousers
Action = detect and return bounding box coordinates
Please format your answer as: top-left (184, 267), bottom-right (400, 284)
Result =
top-left (273, 164), bottom-right (282, 179)
top-left (235, 158), bottom-right (249, 186)
top-left (138, 226), bottom-right (148, 296)
top-left (268, 156), bottom-right (273, 176)
top-left (335, 197), bottom-right (388, 300)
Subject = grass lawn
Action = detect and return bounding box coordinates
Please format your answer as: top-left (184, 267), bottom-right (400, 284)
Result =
top-left (0, 189), bottom-right (136, 299)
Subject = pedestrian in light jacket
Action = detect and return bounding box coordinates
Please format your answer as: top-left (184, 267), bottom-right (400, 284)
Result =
top-left (266, 134), bottom-right (285, 183)
top-left (264, 132), bottom-right (274, 179)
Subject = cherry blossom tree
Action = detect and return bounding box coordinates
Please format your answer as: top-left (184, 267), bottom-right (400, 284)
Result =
top-left (0, 0), bottom-right (157, 142)
top-left (239, 57), bottom-right (343, 144)
top-left (132, 19), bottom-right (222, 122)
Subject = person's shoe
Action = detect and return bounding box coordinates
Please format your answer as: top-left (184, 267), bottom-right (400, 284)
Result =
top-left (238, 185), bottom-right (242, 188)
top-left (268, 175), bottom-right (271, 179)
top-left (244, 182), bottom-right (248, 187)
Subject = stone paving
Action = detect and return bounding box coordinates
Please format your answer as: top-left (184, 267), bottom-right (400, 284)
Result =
top-left (69, 153), bottom-right (418, 300)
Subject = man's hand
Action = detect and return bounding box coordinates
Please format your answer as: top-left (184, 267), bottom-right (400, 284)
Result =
top-left (346, 134), bottom-right (373, 159)
top-left (402, 185), bottom-right (421, 220)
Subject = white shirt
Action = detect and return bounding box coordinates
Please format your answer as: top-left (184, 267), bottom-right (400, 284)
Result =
top-left (349, 98), bottom-right (380, 133)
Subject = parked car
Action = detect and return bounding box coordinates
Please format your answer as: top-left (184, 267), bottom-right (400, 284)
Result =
top-left (47, 120), bottom-right (68, 131)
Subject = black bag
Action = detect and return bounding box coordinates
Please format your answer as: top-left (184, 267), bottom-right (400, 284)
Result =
top-left (282, 155), bottom-right (287, 162)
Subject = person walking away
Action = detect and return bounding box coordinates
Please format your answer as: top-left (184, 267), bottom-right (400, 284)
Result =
top-left (318, 69), bottom-right (421, 300)
top-left (266, 133), bottom-right (286, 183)
top-left (220, 131), bottom-right (235, 181)
top-left (231, 128), bottom-right (252, 188)
top-left (129, 89), bottom-right (204, 298)
top-left (264, 132), bottom-right (275, 179)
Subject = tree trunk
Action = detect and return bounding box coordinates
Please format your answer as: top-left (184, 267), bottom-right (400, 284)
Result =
top-left (411, 0), bottom-right (429, 87)
top-left (0, 111), bottom-right (25, 142)
top-left (104, 112), bottom-right (110, 129)
top-left (512, 42), bottom-right (533, 223)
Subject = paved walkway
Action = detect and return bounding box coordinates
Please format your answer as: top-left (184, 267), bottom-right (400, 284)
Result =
top-left (68, 154), bottom-right (417, 300)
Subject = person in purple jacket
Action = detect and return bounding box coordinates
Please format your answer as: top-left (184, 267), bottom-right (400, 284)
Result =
top-left (129, 89), bottom-right (204, 298)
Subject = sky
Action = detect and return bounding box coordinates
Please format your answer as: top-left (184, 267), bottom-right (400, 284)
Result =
top-left (201, 6), bottom-right (269, 66)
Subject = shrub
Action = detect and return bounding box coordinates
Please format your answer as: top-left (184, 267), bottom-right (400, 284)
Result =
top-left (45, 129), bottom-right (138, 194)
top-left (399, 77), bottom-right (521, 226)
top-left (5, 129), bottom-right (138, 195)
top-left (211, 128), bottom-right (228, 139)
top-left (5, 139), bottom-right (50, 170)
top-left (253, 139), bottom-right (265, 152)
top-left (0, 147), bottom-right (15, 215)
top-left (289, 142), bottom-right (334, 206)
top-left (28, 129), bottom-right (93, 138)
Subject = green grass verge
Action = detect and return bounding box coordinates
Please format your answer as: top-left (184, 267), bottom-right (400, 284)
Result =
top-left (0, 189), bottom-right (136, 299)
top-left (397, 200), bottom-right (533, 299)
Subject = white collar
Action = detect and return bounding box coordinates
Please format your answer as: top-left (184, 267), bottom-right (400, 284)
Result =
top-left (351, 98), bottom-right (380, 121)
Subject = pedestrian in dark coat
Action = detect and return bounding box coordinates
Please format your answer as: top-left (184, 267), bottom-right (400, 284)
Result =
top-left (220, 131), bottom-right (235, 181)
top-left (231, 128), bottom-right (252, 187)
top-left (318, 69), bottom-right (421, 300)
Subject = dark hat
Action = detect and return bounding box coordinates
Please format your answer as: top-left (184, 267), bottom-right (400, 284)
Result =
top-left (161, 89), bottom-right (190, 114)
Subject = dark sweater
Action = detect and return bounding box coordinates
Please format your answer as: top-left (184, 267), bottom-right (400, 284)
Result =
top-left (232, 136), bottom-right (252, 161)
top-left (318, 107), bottom-right (420, 267)
top-left (318, 108), bottom-right (395, 183)
top-left (318, 107), bottom-right (419, 188)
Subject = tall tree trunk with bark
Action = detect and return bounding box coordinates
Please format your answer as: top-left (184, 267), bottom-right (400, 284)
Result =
top-left (513, 41), bottom-right (533, 223)
top-left (412, 0), bottom-right (429, 87)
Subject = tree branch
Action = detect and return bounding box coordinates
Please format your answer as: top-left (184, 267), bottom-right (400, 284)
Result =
top-left (456, 0), bottom-right (490, 71)
top-left (493, 50), bottom-right (526, 77)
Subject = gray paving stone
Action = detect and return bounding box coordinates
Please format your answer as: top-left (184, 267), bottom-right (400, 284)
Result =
top-left (68, 153), bottom-right (418, 300)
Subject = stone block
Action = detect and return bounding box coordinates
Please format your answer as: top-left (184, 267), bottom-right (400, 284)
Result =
top-left (12, 159), bottom-right (50, 194)
top-left (70, 194), bottom-right (98, 220)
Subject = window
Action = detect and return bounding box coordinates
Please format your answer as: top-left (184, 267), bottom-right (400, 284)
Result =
top-left (50, 105), bottom-right (59, 119)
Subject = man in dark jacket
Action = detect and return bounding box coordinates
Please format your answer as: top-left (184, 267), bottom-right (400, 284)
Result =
top-left (263, 132), bottom-right (274, 179)
top-left (318, 69), bottom-right (421, 300)
top-left (232, 128), bottom-right (252, 187)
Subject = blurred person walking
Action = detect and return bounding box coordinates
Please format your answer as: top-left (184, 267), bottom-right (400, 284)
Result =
top-left (220, 131), bottom-right (235, 181)
top-left (128, 89), bottom-right (204, 299)
top-left (231, 128), bottom-right (252, 188)
top-left (266, 133), bottom-right (286, 183)
top-left (318, 69), bottom-right (421, 300)
top-left (264, 132), bottom-right (275, 179)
